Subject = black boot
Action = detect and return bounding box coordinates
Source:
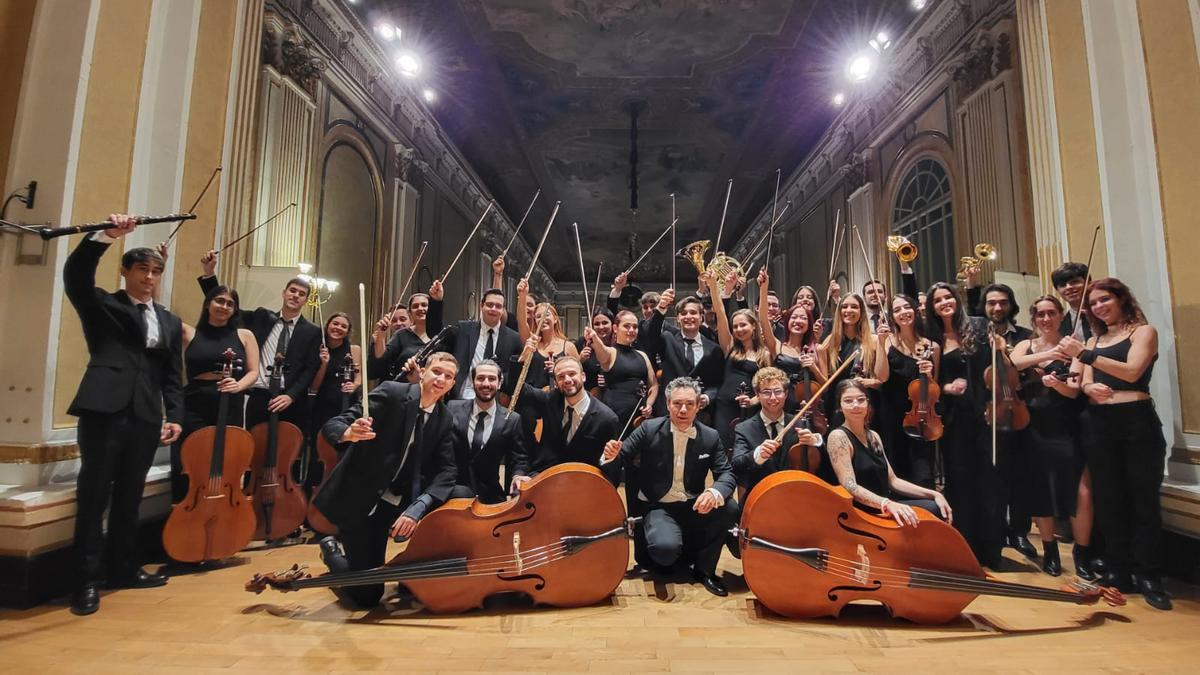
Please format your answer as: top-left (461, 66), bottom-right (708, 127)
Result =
top-left (1072, 543), bottom-right (1097, 581)
top-left (1041, 540), bottom-right (1062, 577)
top-left (1008, 532), bottom-right (1038, 559)
top-left (318, 535), bottom-right (349, 574)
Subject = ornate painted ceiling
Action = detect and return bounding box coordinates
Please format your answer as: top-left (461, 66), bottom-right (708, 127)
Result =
top-left (348, 0), bottom-right (915, 283)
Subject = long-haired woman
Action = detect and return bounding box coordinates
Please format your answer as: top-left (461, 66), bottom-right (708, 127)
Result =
top-left (875, 293), bottom-right (940, 487)
top-left (762, 272), bottom-right (822, 413)
top-left (705, 269), bottom-right (771, 449)
top-left (818, 292), bottom-right (880, 428)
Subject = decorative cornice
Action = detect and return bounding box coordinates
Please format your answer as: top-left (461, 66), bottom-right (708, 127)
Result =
top-left (266, 0), bottom-right (557, 296)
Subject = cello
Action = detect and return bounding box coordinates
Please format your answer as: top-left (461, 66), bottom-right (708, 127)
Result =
top-left (307, 351), bottom-right (357, 535)
top-left (736, 471), bottom-right (1125, 624)
top-left (163, 349), bottom-right (257, 562)
top-left (902, 342), bottom-right (943, 441)
top-left (247, 351), bottom-right (308, 540)
top-left (246, 463), bottom-right (632, 613)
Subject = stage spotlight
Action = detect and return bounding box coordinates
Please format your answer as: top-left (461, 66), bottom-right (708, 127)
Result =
top-left (845, 52), bottom-right (875, 83)
top-left (832, 92), bottom-right (846, 106)
top-left (422, 88), bottom-right (437, 103)
top-left (396, 53), bottom-right (421, 77)
top-left (869, 32), bottom-right (891, 53)
top-left (375, 23), bottom-right (399, 42)
top-left (911, 0), bottom-right (928, 10)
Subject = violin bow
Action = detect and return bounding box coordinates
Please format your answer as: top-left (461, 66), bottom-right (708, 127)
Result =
top-left (166, 165), bottom-right (221, 246)
top-left (500, 189), bottom-right (542, 259)
top-left (572, 222), bottom-right (593, 322)
top-left (624, 218), bottom-right (678, 276)
top-left (440, 201), bottom-right (495, 284)
top-left (775, 350), bottom-right (860, 444)
top-left (217, 202), bottom-right (296, 254)
top-left (852, 225), bottom-right (888, 330)
top-left (358, 283), bottom-right (369, 419)
top-left (670, 193), bottom-right (677, 291)
top-left (386, 240), bottom-right (428, 318)
top-left (712, 178), bottom-right (733, 261)
top-left (522, 201), bottom-right (561, 282)
top-left (825, 209), bottom-right (845, 314)
top-left (1072, 225), bottom-right (1103, 340)
top-left (616, 381), bottom-right (650, 440)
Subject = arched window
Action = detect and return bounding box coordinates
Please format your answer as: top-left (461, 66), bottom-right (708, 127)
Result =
top-left (891, 157), bottom-right (955, 289)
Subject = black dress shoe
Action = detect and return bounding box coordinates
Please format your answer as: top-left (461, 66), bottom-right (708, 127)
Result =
top-left (1072, 544), bottom-right (1097, 581)
top-left (1041, 541), bottom-right (1062, 577)
top-left (107, 567), bottom-right (167, 589)
top-left (70, 583), bottom-right (99, 616)
top-left (1090, 556), bottom-right (1109, 575)
top-left (318, 535), bottom-right (350, 574)
top-left (692, 566), bottom-right (728, 597)
top-left (1009, 533), bottom-right (1038, 558)
top-left (1099, 570), bottom-right (1134, 594)
top-left (1138, 577), bottom-right (1172, 611)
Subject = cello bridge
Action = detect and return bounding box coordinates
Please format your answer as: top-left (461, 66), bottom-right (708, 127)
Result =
top-left (513, 532), bottom-right (523, 575)
top-left (853, 544), bottom-right (871, 584)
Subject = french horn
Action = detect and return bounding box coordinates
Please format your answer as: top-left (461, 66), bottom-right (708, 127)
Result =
top-left (677, 240), bottom-right (745, 295)
top-left (956, 242), bottom-right (998, 281)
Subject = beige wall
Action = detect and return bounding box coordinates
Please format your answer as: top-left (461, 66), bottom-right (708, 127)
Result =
top-left (0, 0), bottom-right (37, 193)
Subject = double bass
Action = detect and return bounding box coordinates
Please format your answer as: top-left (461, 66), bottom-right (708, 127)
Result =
top-left (247, 464), bottom-right (632, 613)
top-left (737, 471), bottom-right (1124, 623)
top-left (247, 351), bottom-right (308, 540)
top-left (902, 342), bottom-right (943, 441)
top-left (307, 351), bottom-right (357, 535)
top-left (163, 349), bottom-right (256, 562)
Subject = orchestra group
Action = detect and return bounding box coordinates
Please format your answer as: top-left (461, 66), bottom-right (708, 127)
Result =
top-left (63, 213), bottom-right (1172, 618)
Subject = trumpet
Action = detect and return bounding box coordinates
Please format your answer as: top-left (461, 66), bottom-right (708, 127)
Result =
top-left (677, 240), bottom-right (744, 295)
top-left (956, 243), bottom-right (998, 281)
top-left (886, 235), bottom-right (918, 264)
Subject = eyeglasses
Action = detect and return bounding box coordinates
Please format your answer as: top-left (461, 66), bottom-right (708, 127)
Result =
top-left (757, 388), bottom-right (786, 398)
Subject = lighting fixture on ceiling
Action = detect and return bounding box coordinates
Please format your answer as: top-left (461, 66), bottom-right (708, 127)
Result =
top-left (375, 22), bottom-right (399, 42)
top-left (422, 89), bottom-right (437, 103)
top-left (869, 32), bottom-right (891, 53)
top-left (395, 52), bottom-right (421, 77)
top-left (832, 92), bottom-right (846, 106)
top-left (911, 0), bottom-right (929, 10)
top-left (845, 51), bottom-right (876, 83)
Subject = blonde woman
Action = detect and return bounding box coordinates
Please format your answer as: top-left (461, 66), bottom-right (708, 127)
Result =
top-left (817, 292), bottom-right (879, 427)
top-left (704, 269), bottom-right (771, 448)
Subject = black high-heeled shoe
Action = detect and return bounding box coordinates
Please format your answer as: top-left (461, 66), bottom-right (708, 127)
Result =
top-left (1072, 543), bottom-right (1097, 581)
top-left (1041, 541), bottom-right (1062, 577)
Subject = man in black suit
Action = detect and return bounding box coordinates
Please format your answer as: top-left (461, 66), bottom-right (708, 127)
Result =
top-left (641, 292), bottom-right (724, 416)
top-left (313, 352), bottom-right (459, 607)
top-left (978, 283), bottom-right (1038, 559)
top-left (601, 377), bottom-right (739, 596)
top-left (447, 359), bottom-right (529, 503)
top-left (512, 353), bottom-right (620, 476)
top-left (198, 250), bottom-right (321, 429)
top-left (63, 215), bottom-right (183, 615)
top-left (443, 288), bottom-right (522, 399)
top-left (732, 367), bottom-right (825, 494)
top-left (1052, 262), bottom-right (1093, 339)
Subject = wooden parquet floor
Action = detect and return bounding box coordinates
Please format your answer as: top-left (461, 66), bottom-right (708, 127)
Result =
top-left (2, 537), bottom-right (1197, 674)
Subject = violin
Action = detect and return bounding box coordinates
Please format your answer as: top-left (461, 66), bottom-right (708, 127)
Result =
top-left (247, 463), bottom-right (632, 613)
top-left (737, 471), bottom-right (1126, 624)
top-left (247, 351), bottom-right (308, 540)
top-left (396, 325), bottom-right (452, 381)
top-left (902, 342), bottom-right (943, 441)
top-left (983, 327), bottom-right (1030, 431)
top-left (626, 380), bottom-right (650, 432)
top-left (731, 380), bottom-right (754, 431)
top-left (163, 349), bottom-right (256, 562)
top-left (790, 347), bottom-right (827, 435)
top-left (307, 352), bottom-right (357, 535)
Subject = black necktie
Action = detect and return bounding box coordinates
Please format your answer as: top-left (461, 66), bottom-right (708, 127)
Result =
top-left (483, 328), bottom-right (495, 361)
top-left (136, 303), bottom-right (150, 345)
top-left (768, 421), bottom-right (779, 440)
top-left (277, 319), bottom-right (293, 357)
top-left (408, 412), bottom-right (427, 500)
top-left (871, 313), bottom-right (880, 331)
top-left (684, 338), bottom-right (696, 369)
top-left (562, 406), bottom-right (575, 443)
top-left (471, 410), bottom-right (488, 457)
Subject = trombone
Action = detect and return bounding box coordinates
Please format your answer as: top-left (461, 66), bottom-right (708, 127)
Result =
top-left (956, 243), bottom-right (997, 281)
top-left (886, 235), bottom-right (918, 264)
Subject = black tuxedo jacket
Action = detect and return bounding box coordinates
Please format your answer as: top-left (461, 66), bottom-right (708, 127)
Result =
top-left (516, 385), bottom-right (619, 473)
top-left (732, 415), bottom-right (804, 493)
top-left (447, 399), bottom-right (530, 503)
top-left (602, 417), bottom-right (736, 503)
top-left (1059, 311), bottom-right (1093, 340)
top-left (315, 382), bottom-right (456, 528)
top-left (444, 320), bottom-right (522, 397)
top-left (198, 275), bottom-right (321, 401)
top-left (64, 237), bottom-right (183, 425)
top-left (641, 311), bottom-right (723, 405)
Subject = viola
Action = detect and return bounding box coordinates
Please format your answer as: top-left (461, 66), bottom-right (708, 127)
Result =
top-left (307, 351), bottom-right (357, 535)
top-left (902, 343), bottom-right (943, 441)
top-left (247, 463), bottom-right (632, 613)
top-left (247, 351), bottom-right (308, 540)
top-left (163, 349), bottom-right (256, 562)
top-left (737, 471), bottom-right (1125, 624)
top-left (984, 329), bottom-right (1030, 431)
top-left (787, 349), bottom-right (827, 472)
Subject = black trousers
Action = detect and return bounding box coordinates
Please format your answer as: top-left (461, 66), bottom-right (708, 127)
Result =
top-left (996, 428), bottom-right (1032, 537)
top-left (336, 499), bottom-right (403, 607)
top-left (642, 498), bottom-right (740, 576)
top-left (73, 409), bottom-right (162, 585)
top-left (1082, 400), bottom-right (1166, 577)
top-left (245, 387), bottom-right (308, 430)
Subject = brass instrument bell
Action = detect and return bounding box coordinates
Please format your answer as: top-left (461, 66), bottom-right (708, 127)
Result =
top-left (956, 242), bottom-right (998, 281)
top-left (886, 235), bottom-right (918, 263)
top-left (676, 239), bottom-right (745, 295)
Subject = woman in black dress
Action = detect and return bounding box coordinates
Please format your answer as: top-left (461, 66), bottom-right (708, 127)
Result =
top-left (825, 380), bottom-right (952, 525)
top-left (817, 292), bottom-right (879, 429)
top-left (1009, 295), bottom-right (1089, 577)
top-left (577, 308), bottom-right (614, 391)
top-left (705, 269), bottom-right (771, 449)
top-left (792, 285), bottom-right (823, 341)
top-left (585, 309), bottom-right (658, 432)
top-left (924, 282), bottom-right (1001, 567)
top-left (174, 285), bottom-right (260, 502)
top-left (367, 281), bottom-right (444, 380)
top-left (1056, 278), bottom-right (1170, 611)
top-left (875, 294), bottom-right (940, 487)
top-left (761, 273), bottom-right (822, 413)
top-left (307, 313), bottom-right (362, 480)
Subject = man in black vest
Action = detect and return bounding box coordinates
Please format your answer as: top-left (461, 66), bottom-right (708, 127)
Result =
top-left (198, 250), bottom-right (321, 429)
top-left (601, 377), bottom-right (739, 597)
top-left (511, 353), bottom-right (620, 477)
top-left (64, 215), bottom-right (183, 615)
top-left (732, 367), bottom-right (825, 494)
top-left (444, 288), bottom-right (522, 399)
top-left (313, 352), bottom-right (459, 607)
top-left (641, 291), bottom-right (724, 416)
top-left (447, 359), bottom-right (529, 503)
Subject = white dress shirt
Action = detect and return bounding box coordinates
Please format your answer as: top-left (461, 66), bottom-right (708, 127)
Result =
top-left (255, 317), bottom-right (294, 390)
top-left (754, 411), bottom-right (823, 465)
top-left (91, 231), bottom-right (161, 348)
top-left (641, 423), bottom-right (724, 506)
top-left (562, 393), bottom-right (591, 444)
top-left (461, 320), bottom-right (502, 400)
top-left (679, 332), bottom-right (702, 366)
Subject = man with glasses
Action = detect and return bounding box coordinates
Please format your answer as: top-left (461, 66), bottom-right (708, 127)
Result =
top-left (732, 367), bottom-right (825, 493)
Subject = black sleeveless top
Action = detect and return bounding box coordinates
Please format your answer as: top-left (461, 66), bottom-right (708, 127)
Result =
top-left (185, 324), bottom-right (245, 381)
top-left (603, 343), bottom-right (650, 423)
top-left (1091, 329), bottom-right (1155, 393)
top-left (837, 425), bottom-right (890, 498)
top-left (313, 340), bottom-right (354, 417)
